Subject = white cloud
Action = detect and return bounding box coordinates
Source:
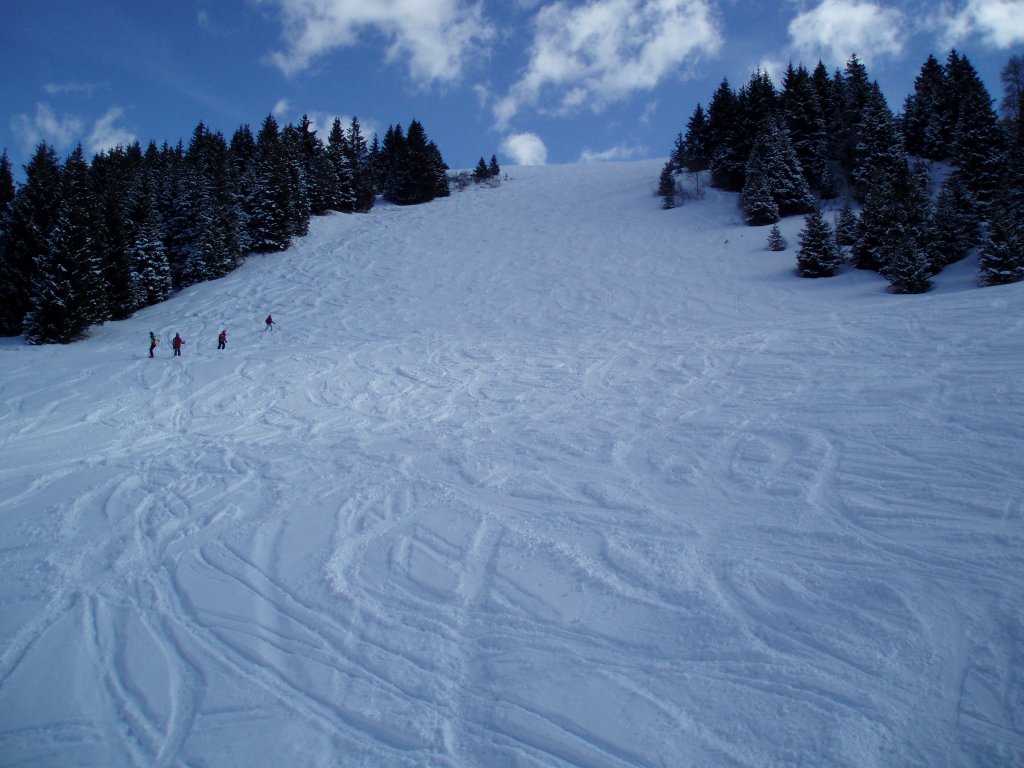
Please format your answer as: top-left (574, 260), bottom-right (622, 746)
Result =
top-left (258, 0), bottom-right (495, 85)
top-left (87, 108), bottom-right (138, 155)
top-left (495, 0), bottom-right (722, 129)
top-left (940, 0), bottom-right (1024, 48)
top-left (44, 82), bottom-right (101, 98)
top-left (11, 103), bottom-right (83, 153)
top-left (578, 143), bottom-right (648, 163)
top-left (501, 132), bottom-right (548, 165)
top-left (787, 0), bottom-right (905, 67)
top-left (273, 98), bottom-right (291, 117)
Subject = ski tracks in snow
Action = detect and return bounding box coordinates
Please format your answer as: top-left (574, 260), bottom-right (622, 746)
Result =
top-left (1, 161), bottom-right (1023, 766)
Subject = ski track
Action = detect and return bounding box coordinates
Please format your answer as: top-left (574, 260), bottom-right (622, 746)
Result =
top-left (1, 160), bottom-right (1022, 767)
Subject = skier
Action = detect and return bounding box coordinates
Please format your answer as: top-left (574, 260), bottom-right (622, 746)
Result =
top-left (265, 314), bottom-right (275, 331)
top-left (149, 332), bottom-right (159, 358)
top-left (217, 329), bottom-right (227, 350)
top-left (172, 333), bottom-right (184, 356)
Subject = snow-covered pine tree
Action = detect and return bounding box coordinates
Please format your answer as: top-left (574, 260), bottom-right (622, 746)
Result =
top-left (248, 115), bottom-right (293, 253)
top-left (853, 156), bottom-right (934, 274)
top-left (902, 54), bottom-right (950, 160)
top-left (0, 142), bottom-right (62, 335)
top-left (658, 161), bottom-right (677, 209)
top-left (742, 116), bottom-right (814, 224)
top-left (90, 143), bottom-right (144, 321)
top-left (326, 118), bottom-right (353, 212)
top-left (767, 224), bottom-right (787, 251)
top-left (24, 145), bottom-right (108, 342)
top-left (488, 155), bottom-right (501, 177)
top-left (0, 150), bottom-right (13, 220)
top-left (780, 63), bottom-right (829, 191)
top-left (948, 53), bottom-right (1005, 206)
top-left (796, 207), bottom-right (841, 277)
top-left (124, 172), bottom-right (171, 310)
top-left (681, 103), bottom-right (712, 172)
top-left (228, 126), bottom-right (256, 254)
top-left (708, 79), bottom-right (743, 191)
top-left (345, 117), bottom-right (374, 212)
top-left (741, 146), bottom-right (779, 225)
top-left (834, 199), bottom-right (859, 247)
top-left (281, 123), bottom-right (311, 239)
top-left (877, 223), bottom-right (933, 293)
top-left (978, 201), bottom-right (1024, 285)
top-left (473, 157), bottom-right (490, 182)
top-left (293, 115), bottom-right (333, 217)
top-left (931, 172), bottom-right (980, 269)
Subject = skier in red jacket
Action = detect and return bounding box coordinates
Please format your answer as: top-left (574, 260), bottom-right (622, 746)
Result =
top-left (172, 333), bottom-right (184, 356)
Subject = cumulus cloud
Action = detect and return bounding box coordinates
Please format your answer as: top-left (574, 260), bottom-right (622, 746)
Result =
top-left (501, 132), bottom-right (548, 165)
top-left (273, 98), bottom-right (291, 117)
top-left (788, 0), bottom-right (905, 66)
top-left (87, 108), bottom-right (138, 155)
top-left (258, 0), bottom-right (495, 85)
top-left (940, 0), bottom-right (1024, 48)
top-left (11, 103), bottom-right (83, 153)
top-left (495, 0), bottom-right (722, 129)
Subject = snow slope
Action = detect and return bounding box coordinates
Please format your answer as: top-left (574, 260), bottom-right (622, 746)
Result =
top-left (1, 159), bottom-right (1022, 767)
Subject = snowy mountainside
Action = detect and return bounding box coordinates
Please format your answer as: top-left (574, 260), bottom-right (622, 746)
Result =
top-left (1, 159), bottom-right (1022, 767)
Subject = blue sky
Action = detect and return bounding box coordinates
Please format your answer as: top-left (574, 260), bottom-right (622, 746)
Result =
top-left (2, 0), bottom-right (1021, 176)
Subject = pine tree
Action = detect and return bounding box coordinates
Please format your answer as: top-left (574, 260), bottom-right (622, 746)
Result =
top-left (877, 224), bottom-right (933, 293)
top-left (124, 171), bottom-right (171, 310)
top-left (488, 154), bottom-right (501, 177)
top-left (248, 115), bottom-right (293, 253)
top-left (0, 143), bottom-right (62, 335)
top-left (854, 160), bottom-right (935, 275)
top-left (850, 87), bottom-right (905, 201)
top-left (767, 224), bottom-right (787, 251)
top-left (948, 53), bottom-right (1004, 206)
top-left (345, 117), bottom-right (374, 212)
top-left (902, 54), bottom-right (949, 160)
top-left (658, 161), bottom-right (677, 209)
top-left (708, 79), bottom-right (743, 190)
top-left (834, 200), bottom-right (858, 246)
top-left (1000, 54), bottom-right (1024, 123)
top-left (796, 207), bottom-right (841, 277)
top-left (0, 150), bottom-right (13, 219)
top-left (325, 118), bottom-right (353, 212)
top-left (24, 146), bottom-right (108, 342)
top-left (681, 103), bottom-right (712, 172)
top-left (741, 143), bottom-right (780, 225)
top-left (978, 200), bottom-right (1024, 285)
top-left (228, 126), bottom-right (257, 255)
top-left (281, 123), bottom-right (312, 238)
top-left (741, 116), bottom-right (814, 224)
top-left (931, 172), bottom-right (980, 269)
top-left (90, 143), bottom-right (144, 320)
top-left (473, 157), bottom-right (490, 182)
top-left (780, 63), bottom-right (829, 190)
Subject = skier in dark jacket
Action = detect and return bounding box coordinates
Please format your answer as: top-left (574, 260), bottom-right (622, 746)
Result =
top-left (149, 332), bottom-right (159, 358)
top-left (217, 329), bottom-right (227, 349)
top-left (265, 314), bottom-right (275, 331)
top-left (172, 333), bottom-right (184, 356)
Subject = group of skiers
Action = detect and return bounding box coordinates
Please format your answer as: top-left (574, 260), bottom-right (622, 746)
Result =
top-left (148, 315), bottom-right (274, 357)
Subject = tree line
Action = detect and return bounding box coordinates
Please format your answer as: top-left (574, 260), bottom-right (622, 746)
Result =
top-left (660, 50), bottom-right (1024, 293)
top-left (0, 114), bottom-right (451, 343)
